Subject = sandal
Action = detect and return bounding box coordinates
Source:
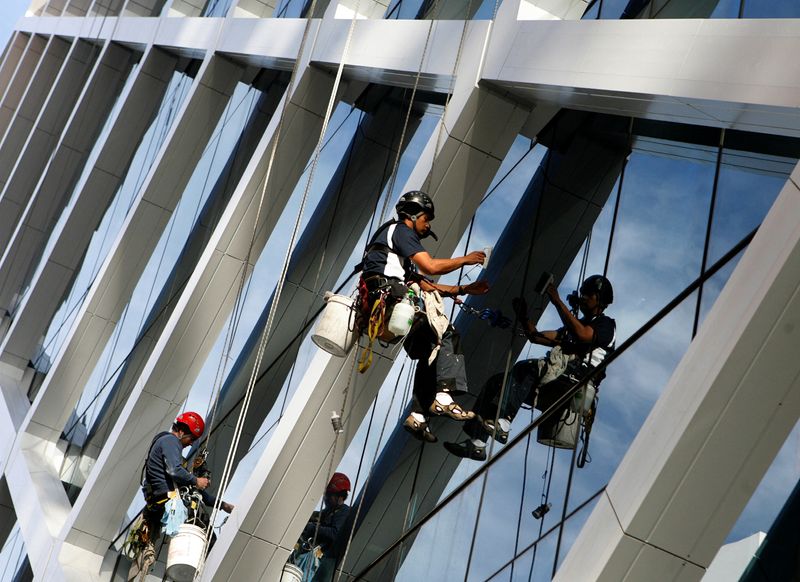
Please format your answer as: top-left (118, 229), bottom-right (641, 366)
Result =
top-left (482, 418), bottom-right (509, 444)
top-left (403, 415), bottom-right (437, 443)
top-left (444, 439), bottom-right (486, 461)
top-left (429, 398), bottom-right (475, 421)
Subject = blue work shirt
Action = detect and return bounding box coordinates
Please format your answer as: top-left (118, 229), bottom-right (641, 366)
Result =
top-left (142, 431), bottom-right (197, 499)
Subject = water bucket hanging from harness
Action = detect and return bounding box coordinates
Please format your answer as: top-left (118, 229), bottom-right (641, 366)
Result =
top-left (312, 293), bottom-right (357, 357)
top-left (165, 523), bottom-right (206, 582)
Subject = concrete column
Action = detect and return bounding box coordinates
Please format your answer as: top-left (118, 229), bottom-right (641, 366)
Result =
top-left (0, 46), bottom-right (178, 371)
top-left (555, 161), bottom-right (800, 580)
top-left (0, 41), bottom-right (135, 314)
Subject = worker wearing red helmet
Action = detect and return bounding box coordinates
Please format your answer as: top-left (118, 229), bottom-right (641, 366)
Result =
top-left (300, 472), bottom-right (352, 581)
top-left (135, 412), bottom-right (233, 574)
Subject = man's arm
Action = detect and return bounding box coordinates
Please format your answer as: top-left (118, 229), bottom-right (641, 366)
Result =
top-left (545, 285), bottom-right (595, 343)
top-left (418, 278), bottom-right (489, 297)
top-left (411, 250), bottom-right (485, 276)
top-left (162, 439), bottom-right (198, 488)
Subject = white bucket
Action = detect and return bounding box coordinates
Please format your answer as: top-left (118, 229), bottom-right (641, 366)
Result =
top-left (166, 524), bottom-right (206, 582)
top-left (281, 563), bottom-right (303, 582)
top-left (537, 407), bottom-right (580, 449)
top-left (312, 293), bottom-right (356, 357)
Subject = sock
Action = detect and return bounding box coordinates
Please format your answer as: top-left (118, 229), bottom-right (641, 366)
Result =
top-left (472, 438), bottom-right (486, 448)
top-left (434, 391), bottom-right (454, 406)
top-left (410, 412), bottom-right (426, 423)
top-left (498, 418), bottom-right (511, 432)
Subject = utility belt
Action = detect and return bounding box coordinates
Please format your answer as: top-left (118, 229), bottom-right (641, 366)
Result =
top-left (144, 491), bottom-right (170, 511)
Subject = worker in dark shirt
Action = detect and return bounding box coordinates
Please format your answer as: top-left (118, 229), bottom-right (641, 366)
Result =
top-left (445, 275), bottom-right (616, 461)
top-left (133, 412), bottom-right (233, 579)
top-left (359, 191), bottom-right (489, 443)
top-left (301, 473), bottom-right (352, 582)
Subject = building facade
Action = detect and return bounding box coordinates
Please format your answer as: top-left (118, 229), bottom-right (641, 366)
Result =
top-left (0, 0), bottom-right (799, 580)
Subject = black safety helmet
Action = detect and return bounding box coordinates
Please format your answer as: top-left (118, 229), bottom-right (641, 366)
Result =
top-left (580, 275), bottom-right (613, 306)
top-left (395, 190), bottom-right (435, 220)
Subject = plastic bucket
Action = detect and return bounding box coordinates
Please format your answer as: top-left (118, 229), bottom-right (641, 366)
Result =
top-left (281, 563), bottom-right (303, 582)
top-left (312, 293), bottom-right (356, 357)
top-left (537, 407), bottom-right (580, 449)
top-left (166, 524), bottom-right (206, 582)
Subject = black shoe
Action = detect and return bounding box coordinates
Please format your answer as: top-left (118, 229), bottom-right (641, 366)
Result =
top-left (444, 439), bottom-right (486, 461)
top-left (482, 419), bottom-right (509, 444)
top-left (403, 415), bottom-right (437, 443)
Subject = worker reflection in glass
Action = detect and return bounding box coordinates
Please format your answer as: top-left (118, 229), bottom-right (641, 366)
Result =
top-left (445, 275), bottom-right (616, 461)
top-left (359, 191), bottom-right (489, 443)
top-left (130, 412), bottom-right (234, 581)
top-left (295, 472), bottom-right (352, 582)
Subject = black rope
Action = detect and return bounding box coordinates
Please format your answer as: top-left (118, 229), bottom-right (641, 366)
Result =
top-left (462, 140), bottom-right (554, 581)
top-left (353, 225), bottom-right (758, 580)
top-left (692, 128), bottom-right (725, 338)
top-left (527, 445), bottom-right (556, 581)
top-left (483, 485), bottom-right (607, 582)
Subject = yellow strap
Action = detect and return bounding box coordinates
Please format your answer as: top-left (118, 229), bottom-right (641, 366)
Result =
top-left (358, 298), bottom-right (384, 373)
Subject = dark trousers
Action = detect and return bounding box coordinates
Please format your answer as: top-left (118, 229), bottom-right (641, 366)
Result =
top-left (467, 359), bottom-right (544, 440)
top-left (412, 327), bottom-right (468, 415)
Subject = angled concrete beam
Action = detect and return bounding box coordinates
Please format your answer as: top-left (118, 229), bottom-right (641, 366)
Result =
top-left (0, 39), bottom-right (102, 268)
top-left (203, 346), bottom-right (401, 581)
top-left (79, 85), bottom-right (281, 463)
top-left (0, 33), bottom-right (30, 98)
top-left (62, 64), bottom-right (328, 553)
top-left (556, 162), bottom-right (800, 580)
top-left (0, 34), bottom-right (51, 166)
top-left (204, 95), bottom-right (422, 487)
top-left (21, 53), bottom-right (242, 438)
top-left (482, 18), bottom-right (800, 138)
top-left (0, 46), bottom-right (177, 371)
top-left (0, 41), bottom-right (135, 314)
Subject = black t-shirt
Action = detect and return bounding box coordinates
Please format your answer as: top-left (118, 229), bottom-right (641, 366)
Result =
top-left (361, 221), bottom-right (425, 281)
top-left (560, 313), bottom-right (616, 381)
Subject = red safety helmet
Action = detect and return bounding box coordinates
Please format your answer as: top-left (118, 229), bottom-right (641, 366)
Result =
top-left (175, 411), bottom-right (205, 439)
top-left (326, 472), bottom-right (351, 496)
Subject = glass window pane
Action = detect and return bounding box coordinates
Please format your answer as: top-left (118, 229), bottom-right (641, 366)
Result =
top-left (742, 0), bottom-right (800, 18)
top-left (710, 0), bottom-right (741, 17)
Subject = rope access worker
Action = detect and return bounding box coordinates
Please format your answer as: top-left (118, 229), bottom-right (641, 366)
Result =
top-left (359, 191), bottom-right (489, 443)
top-left (297, 472), bottom-right (352, 582)
top-left (132, 412), bottom-right (234, 578)
top-left (445, 275), bottom-right (616, 461)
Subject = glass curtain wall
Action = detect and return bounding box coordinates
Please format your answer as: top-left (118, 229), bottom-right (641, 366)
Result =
top-left (584, 0), bottom-right (800, 19)
top-left (339, 116), bottom-right (797, 580)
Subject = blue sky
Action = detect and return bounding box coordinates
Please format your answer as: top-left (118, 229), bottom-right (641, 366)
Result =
top-left (0, 2), bottom-right (28, 47)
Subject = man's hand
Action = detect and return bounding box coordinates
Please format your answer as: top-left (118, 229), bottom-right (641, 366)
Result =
top-left (463, 281), bottom-right (489, 295)
top-left (221, 501), bottom-right (235, 513)
top-left (195, 477), bottom-right (210, 490)
top-left (545, 283), bottom-right (560, 303)
top-left (463, 251), bottom-right (486, 266)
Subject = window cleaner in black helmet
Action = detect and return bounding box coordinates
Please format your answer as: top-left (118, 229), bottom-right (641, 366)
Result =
top-left (359, 190), bottom-right (489, 443)
top-left (445, 275), bottom-right (616, 461)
